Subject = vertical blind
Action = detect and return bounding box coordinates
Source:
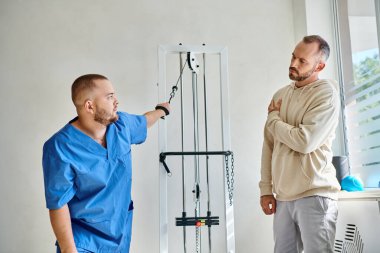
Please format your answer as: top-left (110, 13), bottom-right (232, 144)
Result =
top-left (345, 61), bottom-right (380, 186)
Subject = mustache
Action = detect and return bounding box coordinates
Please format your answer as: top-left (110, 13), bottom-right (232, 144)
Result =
top-left (289, 67), bottom-right (299, 74)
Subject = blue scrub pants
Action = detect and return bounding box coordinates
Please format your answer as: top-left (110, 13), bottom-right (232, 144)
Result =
top-left (273, 196), bottom-right (338, 253)
top-left (56, 245), bottom-right (93, 253)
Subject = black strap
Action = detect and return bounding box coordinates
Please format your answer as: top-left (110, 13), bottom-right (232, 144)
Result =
top-left (155, 105), bottom-right (169, 116)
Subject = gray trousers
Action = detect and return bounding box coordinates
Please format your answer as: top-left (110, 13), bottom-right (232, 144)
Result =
top-left (274, 196), bottom-right (338, 253)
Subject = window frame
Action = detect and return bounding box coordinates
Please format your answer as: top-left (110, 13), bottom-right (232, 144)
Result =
top-left (332, 0), bottom-right (380, 187)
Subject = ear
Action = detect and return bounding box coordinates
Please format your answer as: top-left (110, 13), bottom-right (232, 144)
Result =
top-left (316, 62), bottom-right (326, 72)
top-left (84, 99), bottom-right (95, 114)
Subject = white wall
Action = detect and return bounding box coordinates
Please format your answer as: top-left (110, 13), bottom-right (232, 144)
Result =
top-left (0, 0), bottom-right (297, 252)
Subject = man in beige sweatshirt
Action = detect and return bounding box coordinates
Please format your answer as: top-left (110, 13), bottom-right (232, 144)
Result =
top-left (259, 35), bottom-right (341, 253)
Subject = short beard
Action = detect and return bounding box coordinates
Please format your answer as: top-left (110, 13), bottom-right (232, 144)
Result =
top-left (289, 61), bottom-right (318, 82)
top-left (94, 108), bottom-right (118, 126)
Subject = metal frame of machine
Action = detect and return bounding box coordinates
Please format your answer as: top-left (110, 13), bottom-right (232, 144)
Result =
top-left (158, 44), bottom-right (235, 253)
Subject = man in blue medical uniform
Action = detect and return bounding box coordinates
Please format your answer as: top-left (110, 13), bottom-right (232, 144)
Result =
top-left (42, 74), bottom-right (170, 253)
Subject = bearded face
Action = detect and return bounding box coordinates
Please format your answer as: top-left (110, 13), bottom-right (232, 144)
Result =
top-left (289, 60), bottom-right (319, 82)
top-left (288, 41), bottom-right (325, 84)
top-left (88, 79), bottom-right (119, 126)
top-left (94, 106), bottom-right (119, 126)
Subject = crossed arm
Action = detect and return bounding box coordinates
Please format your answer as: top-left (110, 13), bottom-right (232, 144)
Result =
top-left (260, 99), bottom-right (281, 215)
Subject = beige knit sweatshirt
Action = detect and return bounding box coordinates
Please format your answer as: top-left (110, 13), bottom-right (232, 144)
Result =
top-left (259, 79), bottom-right (341, 201)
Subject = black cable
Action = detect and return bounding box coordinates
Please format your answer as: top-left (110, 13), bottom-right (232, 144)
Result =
top-left (168, 61), bottom-right (187, 103)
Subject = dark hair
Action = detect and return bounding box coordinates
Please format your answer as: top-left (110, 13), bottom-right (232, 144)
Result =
top-left (71, 74), bottom-right (108, 106)
top-left (303, 35), bottom-right (330, 61)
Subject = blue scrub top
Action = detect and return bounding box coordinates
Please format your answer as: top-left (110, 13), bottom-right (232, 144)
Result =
top-left (43, 112), bottom-right (147, 253)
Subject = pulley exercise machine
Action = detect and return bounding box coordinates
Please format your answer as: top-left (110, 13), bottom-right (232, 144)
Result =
top-left (158, 44), bottom-right (235, 253)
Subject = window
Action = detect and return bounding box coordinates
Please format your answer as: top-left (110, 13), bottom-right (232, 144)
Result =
top-left (335, 0), bottom-right (380, 187)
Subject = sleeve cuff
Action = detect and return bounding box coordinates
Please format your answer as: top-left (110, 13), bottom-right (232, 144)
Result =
top-left (259, 184), bottom-right (273, 197)
top-left (267, 110), bottom-right (280, 120)
top-left (46, 187), bottom-right (76, 210)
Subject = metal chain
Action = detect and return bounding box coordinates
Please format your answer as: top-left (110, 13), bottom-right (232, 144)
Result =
top-left (196, 227), bottom-right (200, 253)
top-left (225, 153), bottom-right (234, 206)
top-left (231, 153), bottom-right (234, 199)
